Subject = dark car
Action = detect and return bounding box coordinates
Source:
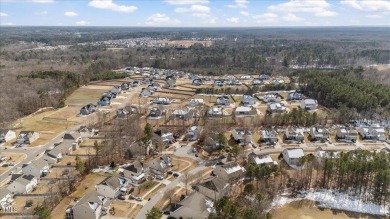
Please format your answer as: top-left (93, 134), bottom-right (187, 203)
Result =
top-left (118, 194), bottom-right (126, 200)
top-left (163, 211), bottom-right (170, 215)
top-left (66, 162), bottom-right (72, 166)
top-left (167, 171), bottom-right (173, 175)
top-left (173, 172), bottom-right (180, 177)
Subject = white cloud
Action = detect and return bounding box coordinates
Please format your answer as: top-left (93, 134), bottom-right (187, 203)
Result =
top-left (227, 17), bottom-right (239, 23)
top-left (0, 12), bottom-right (9, 17)
top-left (64, 11), bottom-right (78, 16)
top-left (268, 0), bottom-right (337, 17)
top-left (366, 14), bottom-right (382, 19)
top-left (165, 0), bottom-right (209, 5)
top-left (34, 11), bottom-right (48, 15)
top-left (227, 0), bottom-right (249, 9)
top-left (341, 0), bottom-right (390, 13)
top-left (75, 20), bottom-right (90, 26)
top-left (1, 22), bottom-right (15, 25)
top-left (89, 0), bottom-right (137, 13)
top-left (146, 13), bottom-right (180, 25)
top-left (282, 13), bottom-right (304, 22)
top-left (175, 5), bottom-right (210, 13)
top-left (240, 11), bottom-right (249, 16)
top-left (31, 0), bottom-right (54, 3)
top-left (253, 13), bottom-right (278, 23)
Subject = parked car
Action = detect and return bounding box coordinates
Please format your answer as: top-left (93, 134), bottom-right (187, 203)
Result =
top-left (156, 175), bottom-right (164, 180)
top-left (173, 172), bottom-right (180, 177)
top-left (167, 171), bottom-right (173, 175)
top-left (129, 195), bottom-right (135, 200)
top-left (118, 194), bottom-right (126, 200)
top-left (66, 162), bottom-right (72, 166)
top-left (135, 196), bottom-right (143, 201)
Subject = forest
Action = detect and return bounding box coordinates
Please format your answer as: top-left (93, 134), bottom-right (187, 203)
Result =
top-left (0, 27), bottom-right (389, 127)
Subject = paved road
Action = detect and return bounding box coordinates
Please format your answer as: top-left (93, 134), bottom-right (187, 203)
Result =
top-left (135, 164), bottom-right (207, 219)
top-left (0, 131), bottom-right (66, 183)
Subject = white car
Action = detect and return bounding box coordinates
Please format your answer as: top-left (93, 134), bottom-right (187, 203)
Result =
top-left (135, 196), bottom-right (143, 201)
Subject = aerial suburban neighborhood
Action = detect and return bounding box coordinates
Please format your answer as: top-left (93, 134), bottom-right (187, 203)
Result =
top-left (0, 65), bottom-right (389, 219)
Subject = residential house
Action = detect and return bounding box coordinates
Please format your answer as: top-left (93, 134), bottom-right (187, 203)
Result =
top-left (16, 131), bottom-right (39, 145)
top-left (148, 155), bottom-right (172, 175)
top-left (0, 189), bottom-right (14, 212)
top-left (120, 83), bottom-right (129, 90)
top-left (22, 158), bottom-right (50, 178)
top-left (147, 106), bottom-right (166, 120)
top-left (309, 127), bottom-right (330, 142)
top-left (214, 80), bottom-right (224, 87)
top-left (229, 80), bottom-right (242, 86)
top-left (259, 74), bottom-right (270, 80)
top-left (315, 147), bottom-right (340, 160)
top-left (164, 79), bottom-right (176, 88)
top-left (47, 140), bottom-right (77, 161)
top-left (248, 152), bottom-right (277, 166)
top-left (263, 94), bottom-right (281, 103)
top-left (231, 129), bottom-right (252, 145)
top-left (96, 177), bottom-right (124, 199)
top-left (239, 75), bottom-right (250, 80)
top-left (154, 129), bottom-right (175, 145)
top-left (336, 128), bottom-right (358, 142)
top-left (203, 133), bottom-right (221, 152)
top-left (80, 104), bottom-right (98, 116)
top-left (267, 103), bottom-right (286, 114)
top-left (284, 127), bottom-right (305, 143)
top-left (196, 177), bottom-right (229, 201)
top-left (129, 141), bottom-right (153, 158)
top-left (122, 161), bottom-right (146, 184)
top-left (241, 95), bottom-right (256, 106)
top-left (131, 80), bottom-right (140, 87)
top-left (251, 79), bottom-right (263, 86)
top-left (215, 95), bottom-right (230, 106)
top-left (207, 107), bottom-right (224, 118)
top-left (234, 106), bottom-right (257, 117)
top-left (7, 175), bottom-right (38, 194)
top-left (152, 97), bottom-right (172, 105)
top-left (0, 130), bottom-right (16, 144)
top-left (192, 79), bottom-right (203, 86)
top-left (63, 132), bottom-right (82, 147)
top-left (187, 99), bottom-right (204, 108)
top-left (140, 88), bottom-right (152, 98)
top-left (170, 192), bottom-right (214, 219)
top-left (300, 99), bottom-right (318, 110)
top-left (187, 126), bottom-right (202, 141)
top-left (287, 92), bottom-right (304, 101)
top-left (261, 129), bottom-right (279, 144)
top-left (369, 127), bottom-right (386, 141)
top-left (116, 109), bottom-right (130, 119)
top-left (171, 109), bottom-right (194, 121)
top-left (98, 95), bottom-right (112, 106)
top-left (110, 86), bottom-right (121, 96)
top-left (66, 192), bottom-right (111, 219)
top-left (78, 126), bottom-right (97, 138)
top-left (215, 162), bottom-right (246, 183)
top-left (282, 148), bottom-right (305, 168)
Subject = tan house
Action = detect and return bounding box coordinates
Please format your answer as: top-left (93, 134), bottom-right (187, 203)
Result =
top-left (214, 162), bottom-right (246, 183)
top-left (197, 177), bottom-right (229, 201)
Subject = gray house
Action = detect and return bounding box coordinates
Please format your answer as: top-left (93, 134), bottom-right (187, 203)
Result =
top-left (171, 109), bottom-right (194, 121)
top-left (215, 96), bottom-right (230, 106)
top-left (196, 176), bottom-right (229, 201)
top-left (16, 131), bottom-right (39, 144)
top-left (148, 106), bottom-right (166, 120)
top-left (241, 95), bottom-right (256, 106)
top-left (261, 129), bottom-right (279, 144)
top-left (96, 177), bottom-right (124, 199)
top-left (203, 133), bottom-right (220, 152)
top-left (284, 127), bottom-right (305, 143)
top-left (214, 162), bottom-right (246, 183)
top-left (148, 155), bottom-right (172, 175)
top-left (231, 129), bottom-right (252, 145)
top-left (22, 158), bottom-right (50, 178)
top-left (80, 104), bottom-right (98, 116)
top-left (122, 161), bottom-right (146, 184)
top-left (170, 192), bottom-right (214, 219)
top-left (300, 99), bottom-right (317, 110)
top-left (66, 192), bottom-right (111, 219)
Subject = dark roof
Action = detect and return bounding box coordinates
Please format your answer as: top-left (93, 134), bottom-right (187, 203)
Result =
top-left (198, 177), bottom-right (227, 192)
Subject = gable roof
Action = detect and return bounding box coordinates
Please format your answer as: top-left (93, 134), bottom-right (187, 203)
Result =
top-left (198, 177), bottom-right (228, 192)
top-left (100, 177), bottom-right (121, 190)
top-left (14, 175), bottom-right (36, 186)
top-left (63, 132), bottom-right (81, 141)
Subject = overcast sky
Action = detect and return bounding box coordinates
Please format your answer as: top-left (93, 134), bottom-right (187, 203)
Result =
top-left (0, 0), bottom-right (389, 27)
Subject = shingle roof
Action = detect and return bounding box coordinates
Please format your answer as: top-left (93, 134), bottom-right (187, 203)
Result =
top-left (198, 177), bottom-right (228, 192)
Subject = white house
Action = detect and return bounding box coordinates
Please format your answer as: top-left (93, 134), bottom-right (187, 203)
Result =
top-left (284, 127), bottom-right (305, 143)
top-left (7, 175), bottom-right (38, 194)
top-left (300, 99), bottom-right (317, 110)
top-left (248, 152), bottom-right (277, 166)
top-left (207, 107), bottom-right (224, 118)
top-left (0, 130), bottom-right (16, 144)
top-left (0, 189), bottom-right (14, 211)
top-left (309, 127), bottom-right (330, 142)
top-left (96, 177), bottom-right (124, 199)
top-left (336, 128), bottom-right (358, 142)
top-left (214, 162), bottom-right (246, 183)
top-left (261, 129), bottom-right (279, 144)
top-left (282, 148), bottom-right (305, 168)
top-left (187, 99), bottom-right (204, 108)
top-left (122, 161), bottom-right (146, 184)
top-left (267, 103), bottom-right (286, 114)
top-left (22, 158), bottom-right (50, 178)
top-left (234, 106), bottom-right (257, 117)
